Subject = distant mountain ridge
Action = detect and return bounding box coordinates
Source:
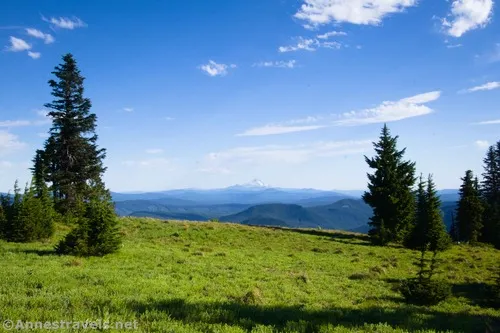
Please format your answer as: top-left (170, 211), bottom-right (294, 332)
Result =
top-left (106, 181), bottom-right (460, 233)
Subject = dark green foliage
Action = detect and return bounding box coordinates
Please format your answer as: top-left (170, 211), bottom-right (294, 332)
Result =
top-left (0, 198), bottom-right (6, 239)
top-left (481, 144), bottom-right (500, 247)
top-left (456, 170), bottom-right (484, 243)
top-left (405, 175), bottom-right (451, 251)
top-left (0, 180), bottom-right (55, 243)
top-left (400, 249), bottom-right (451, 306)
top-left (400, 277), bottom-right (452, 306)
top-left (449, 212), bottom-right (459, 241)
top-left (41, 53), bottom-right (106, 215)
top-left (363, 124), bottom-right (417, 245)
top-left (56, 187), bottom-right (121, 256)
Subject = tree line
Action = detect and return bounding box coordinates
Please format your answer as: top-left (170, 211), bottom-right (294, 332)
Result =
top-left (0, 53), bottom-right (120, 256)
top-left (363, 124), bottom-right (500, 250)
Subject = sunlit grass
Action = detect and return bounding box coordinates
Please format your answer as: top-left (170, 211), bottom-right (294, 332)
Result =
top-left (0, 217), bottom-right (499, 332)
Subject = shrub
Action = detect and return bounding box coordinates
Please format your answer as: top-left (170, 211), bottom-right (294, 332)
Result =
top-left (400, 278), bottom-right (451, 306)
top-left (56, 191), bottom-right (121, 256)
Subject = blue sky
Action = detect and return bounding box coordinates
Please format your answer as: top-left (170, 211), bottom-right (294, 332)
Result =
top-left (0, 0), bottom-right (499, 192)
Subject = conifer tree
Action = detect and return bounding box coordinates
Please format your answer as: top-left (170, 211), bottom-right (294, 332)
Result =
top-left (56, 186), bottom-right (121, 256)
top-left (404, 175), bottom-right (427, 249)
top-left (4, 181), bottom-right (23, 242)
top-left (363, 124), bottom-right (417, 245)
top-left (405, 174), bottom-right (451, 251)
top-left (449, 212), bottom-right (459, 242)
top-left (36, 54), bottom-right (122, 255)
top-left (481, 144), bottom-right (500, 247)
top-left (456, 170), bottom-right (484, 243)
top-left (0, 197), bottom-right (6, 239)
top-left (41, 53), bottom-right (106, 215)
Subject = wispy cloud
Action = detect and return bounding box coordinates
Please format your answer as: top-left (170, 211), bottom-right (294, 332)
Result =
top-left (441, 0), bottom-right (493, 37)
top-left (444, 40), bottom-right (463, 48)
top-left (0, 131), bottom-right (26, 155)
top-left (475, 140), bottom-right (490, 149)
top-left (237, 125), bottom-right (326, 137)
top-left (201, 140), bottom-right (373, 172)
top-left (6, 36), bottom-right (31, 51)
top-left (279, 37), bottom-right (341, 53)
top-left (294, 0), bottom-right (417, 27)
top-left (145, 148), bottom-right (164, 154)
top-left (253, 60), bottom-right (297, 68)
top-left (463, 81), bottom-right (500, 93)
top-left (42, 16), bottom-right (87, 30)
top-left (316, 31), bottom-right (347, 39)
top-left (164, 117), bottom-right (175, 121)
top-left (238, 91), bottom-right (440, 136)
top-left (475, 119), bottom-right (500, 125)
top-left (26, 28), bottom-right (54, 44)
top-left (123, 107), bottom-right (134, 112)
top-left (334, 91), bottom-right (441, 126)
top-left (199, 60), bottom-right (236, 77)
top-left (27, 51), bottom-right (41, 59)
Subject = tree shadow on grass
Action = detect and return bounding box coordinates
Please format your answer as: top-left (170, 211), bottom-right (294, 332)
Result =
top-left (16, 248), bottom-right (57, 256)
top-left (452, 282), bottom-right (499, 308)
top-left (257, 226), bottom-right (374, 245)
top-left (127, 298), bottom-right (500, 333)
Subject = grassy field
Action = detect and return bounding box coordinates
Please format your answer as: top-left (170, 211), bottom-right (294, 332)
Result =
top-left (0, 217), bottom-right (499, 333)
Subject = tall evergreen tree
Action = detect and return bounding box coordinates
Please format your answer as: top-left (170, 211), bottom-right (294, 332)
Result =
top-left (363, 124), bottom-right (417, 245)
top-left (405, 175), bottom-right (451, 251)
top-left (0, 196), bottom-right (6, 239)
top-left (42, 53), bottom-right (106, 215)
top-left (30, 149), bottom-right (48, 198)
top-left (481, 144), bottom-right (500, 247)
top-left (405, 175), bottom-right (426, 249)
top-left (36, 54), bottom-right (122, 255)
top-left (456, 170), bottom-right (484, 243)
top-left (449, 212), bottom-right (459, 242)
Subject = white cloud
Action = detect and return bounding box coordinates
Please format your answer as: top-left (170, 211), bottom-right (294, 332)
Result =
top-left (475, 119), bottom-right (500, 125)
top-left (465, 81), bottom-right (500, 93)
top-left (37, 132), bottom-right (50, 138)
top-left (446, 43), bottom-right (463, 48)
top-left (334, 91), bottom-right (441, 126)
top-left (0, 131), bottom-right (25, 155)
top-left (27, 51), bottom-right (41, 59)
top-left (237, 124), bottom-right (326, 136)
top-left (26, 28), bottom-right (54, 44)
top-left (441, 0), bottom-right (493, 37)
top-left (317, 31), bottom-right (347, 39)
top-left (43, 16), bottom-right (87, 30)
top-left (202, 140), bottom-right (373, 169)
top-left (145, 148), bottom-right (164, 154)
top-left (6, 36), bottom-right (31, 52)
top-left (123, 107), bottom-right (134, 112)
top-left (164, 117), bottom-right (175, 121)
top-left (475, 140), bottom-right (490, 149)
top-left (199, 60), bottom-right (236, 77)
top-left (253, 60), bottom-right (297, 68)
top-left (279, 37), bottom-right (342, 53)
top-left (294, 0), bottom-right (418, 27)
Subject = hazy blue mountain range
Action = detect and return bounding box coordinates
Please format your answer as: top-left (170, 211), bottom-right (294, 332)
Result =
top-left (110, 180), bottom-right (460, 234)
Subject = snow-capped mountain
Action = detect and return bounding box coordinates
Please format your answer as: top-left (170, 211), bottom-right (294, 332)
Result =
top-left (226, 179), bottom-right (272, 191)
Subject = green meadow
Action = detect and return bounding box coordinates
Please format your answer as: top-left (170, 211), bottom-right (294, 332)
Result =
top-left (0, 217), bottom-right (499, 333)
